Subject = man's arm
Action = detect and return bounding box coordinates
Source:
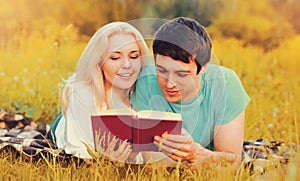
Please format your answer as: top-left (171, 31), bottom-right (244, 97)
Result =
top-left (214, 111), bottom-right (245, 161)
top-left (152, 112), bottom-right (245, 169)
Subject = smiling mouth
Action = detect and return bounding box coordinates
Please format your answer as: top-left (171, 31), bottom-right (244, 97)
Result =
top-left (117, 73), bottom-right (133, 79)
top-left (117, 73), bottom-right (133, 77)
top-left (165, 89), bottom-right (180, 96)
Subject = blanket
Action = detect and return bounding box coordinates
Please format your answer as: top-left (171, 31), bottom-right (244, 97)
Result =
top-left (0, 125), bottom-right (72, 161)
top-left (0, 110), bottom-right (72, 161)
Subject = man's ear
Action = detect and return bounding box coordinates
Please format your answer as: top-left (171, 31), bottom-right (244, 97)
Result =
top-left (188, 55), bottom-right (197, 63)
top-left (200, 63), bottom-right (208, 74)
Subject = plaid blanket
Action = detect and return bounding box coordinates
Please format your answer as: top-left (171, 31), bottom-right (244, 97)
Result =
top-left (0, 125), bottom-right (72, 161)
top-left (0, 110), bottom-right (71, 161)
top-left (0, 110), bottom-right (296, 173)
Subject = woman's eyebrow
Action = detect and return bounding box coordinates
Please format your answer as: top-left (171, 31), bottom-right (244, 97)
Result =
top-left (130, 50), bottom-right (140, 53)
top-left (112, 49), bottom-right (140, 53)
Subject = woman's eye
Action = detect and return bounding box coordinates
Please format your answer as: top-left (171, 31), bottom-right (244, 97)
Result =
top-left (110, 57), bottom-right (120, 60)
top-left (130, 56), bottom-right (139, 59)
top-left (130, 53), bottom-right (140, 59)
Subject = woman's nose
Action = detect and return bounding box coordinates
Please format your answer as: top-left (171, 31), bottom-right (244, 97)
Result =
top-left (121, 57), bottom-right (131, 69)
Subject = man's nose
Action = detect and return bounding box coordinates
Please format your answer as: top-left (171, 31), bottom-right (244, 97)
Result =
top-left (166, 75), bottom-right (176, 88)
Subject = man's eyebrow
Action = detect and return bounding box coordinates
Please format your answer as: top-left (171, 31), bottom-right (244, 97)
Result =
top-left (175, 70), bottom-right (191, 73)
top-left (156, 64), bottom-right (166, 69)
top-left (156, 64), bottom-right (191, 73)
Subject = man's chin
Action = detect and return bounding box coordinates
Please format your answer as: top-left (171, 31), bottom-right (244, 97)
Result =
top-left (164, 95), bottom-right (181, 103)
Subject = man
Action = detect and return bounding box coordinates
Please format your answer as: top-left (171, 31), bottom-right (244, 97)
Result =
top-left (130, 17), bottom-right (250, 168)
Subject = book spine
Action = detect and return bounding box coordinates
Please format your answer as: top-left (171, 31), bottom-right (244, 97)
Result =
top-left (131, 116), bottom-right (140, 151)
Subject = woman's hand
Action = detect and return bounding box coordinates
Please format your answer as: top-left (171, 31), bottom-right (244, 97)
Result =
top-left (104, 137), bottom-right (132, 163)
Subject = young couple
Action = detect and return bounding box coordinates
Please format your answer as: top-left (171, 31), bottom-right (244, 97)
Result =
top-left (50, 17), bottom-right (250, 168)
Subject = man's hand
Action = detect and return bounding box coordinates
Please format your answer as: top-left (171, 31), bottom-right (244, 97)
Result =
top-left (154, 129), bottom-right (199, 161)
top-left (153, 129), bottom-right (238, 169)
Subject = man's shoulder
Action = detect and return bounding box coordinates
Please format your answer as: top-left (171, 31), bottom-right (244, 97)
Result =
top-left (136, 64), bottom-right (158, 84)
top-left (139, 64), bottom-right (156, 77)
top-left (204, 64), bottom-right (237, 81)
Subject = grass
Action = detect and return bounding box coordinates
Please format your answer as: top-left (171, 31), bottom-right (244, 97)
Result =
top-left (0, 23), bottom-right (299, 180)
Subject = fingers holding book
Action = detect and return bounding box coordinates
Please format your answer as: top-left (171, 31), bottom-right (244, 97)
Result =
top-left (153, 129), bottom-right (196, 162)
top-left (154, 129), bottom-right (237, 169)
top-left (103, 137), bottom-right (132, 163)
top-left (113, 139), bottom-right (132, 162)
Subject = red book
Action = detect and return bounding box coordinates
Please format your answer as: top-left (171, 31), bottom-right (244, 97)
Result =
top-left (91, 109), bottom-right (182, 152)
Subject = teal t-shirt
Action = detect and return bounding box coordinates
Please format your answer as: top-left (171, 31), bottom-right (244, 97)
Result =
top-left (130, 63), bottom-right (250, 150)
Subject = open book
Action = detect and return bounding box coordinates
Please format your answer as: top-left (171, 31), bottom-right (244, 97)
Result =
top-left (91, 109), bottom-right (182, 152)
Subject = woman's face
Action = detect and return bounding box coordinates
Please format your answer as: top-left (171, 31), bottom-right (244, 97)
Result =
top-left (102, 33), bottom-right (142, 91)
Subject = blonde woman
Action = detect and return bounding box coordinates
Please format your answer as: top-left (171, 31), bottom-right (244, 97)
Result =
top-left (49, 22), bottom-right (151, 162)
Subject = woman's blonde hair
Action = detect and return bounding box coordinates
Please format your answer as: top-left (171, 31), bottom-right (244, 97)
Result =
top-left (62, 22), bottom-right (151, 115)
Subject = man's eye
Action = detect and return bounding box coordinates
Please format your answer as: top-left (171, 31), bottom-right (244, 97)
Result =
top-left (158, 69), bottom-right (167, 73)
top-left (177, 72), bottom-right (188, 77)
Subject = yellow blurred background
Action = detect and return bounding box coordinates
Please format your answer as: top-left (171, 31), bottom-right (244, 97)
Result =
top-left (0, 0), bottom-right (300, 143)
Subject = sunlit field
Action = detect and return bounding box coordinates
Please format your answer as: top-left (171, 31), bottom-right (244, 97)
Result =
top-left (1, 0), bottom-right (300, 180)
top-left (0, 22), bottom-right (86, 123)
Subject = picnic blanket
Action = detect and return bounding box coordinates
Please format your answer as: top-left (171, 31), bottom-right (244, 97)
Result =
top-left (0, 110), bottom-right (297, 173)
top-left (0, 110), bottom-right (72, 161)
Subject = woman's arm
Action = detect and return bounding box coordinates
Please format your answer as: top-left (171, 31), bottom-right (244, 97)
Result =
top-left (63, 84), bottom-right (134, 162)
top-left (59, 84), bottom-right (97, 158)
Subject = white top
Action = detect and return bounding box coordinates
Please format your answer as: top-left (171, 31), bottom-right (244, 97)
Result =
top-left (55, 83), bottom-right (97, 158)
top-left (54, 83), bottom-right (144, 163)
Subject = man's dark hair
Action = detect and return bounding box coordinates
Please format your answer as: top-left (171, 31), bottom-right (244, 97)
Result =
top-left (152, 17), bottom-right (212, 74)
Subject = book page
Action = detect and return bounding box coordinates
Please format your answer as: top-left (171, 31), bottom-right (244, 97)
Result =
top-left (137, 110), bottom-right (182, 121)
top-left (95, 108), bottom-right (136, 116)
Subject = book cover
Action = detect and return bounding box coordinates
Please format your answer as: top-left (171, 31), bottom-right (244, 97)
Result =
top-left (91, 109), bottom-right (182, 152)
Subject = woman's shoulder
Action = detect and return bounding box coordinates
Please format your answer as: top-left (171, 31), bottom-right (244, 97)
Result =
top-left (64, 82), bottom-right (97, 116)
top-left (67, 82), bottom-right (95, 102)
top-left (69, 82), bottom-right (93, 94)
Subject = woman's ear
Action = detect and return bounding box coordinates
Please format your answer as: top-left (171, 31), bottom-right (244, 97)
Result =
top-left (97, 63), bottom-right (103, 70)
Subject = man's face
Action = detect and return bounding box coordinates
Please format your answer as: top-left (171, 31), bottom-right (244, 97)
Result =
top-left (155, 54), bottom-right (201, 102)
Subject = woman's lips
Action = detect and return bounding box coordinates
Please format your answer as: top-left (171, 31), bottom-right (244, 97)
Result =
top-left (117, 73), bottom-right (133, 79)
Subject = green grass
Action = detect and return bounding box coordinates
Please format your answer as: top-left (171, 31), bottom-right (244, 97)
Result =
top-left (0, 24), bottom-right (299, 180)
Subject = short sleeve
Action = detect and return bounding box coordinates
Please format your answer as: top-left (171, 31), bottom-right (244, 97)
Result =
top-left (219, 69), bottom-right (250, 125)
